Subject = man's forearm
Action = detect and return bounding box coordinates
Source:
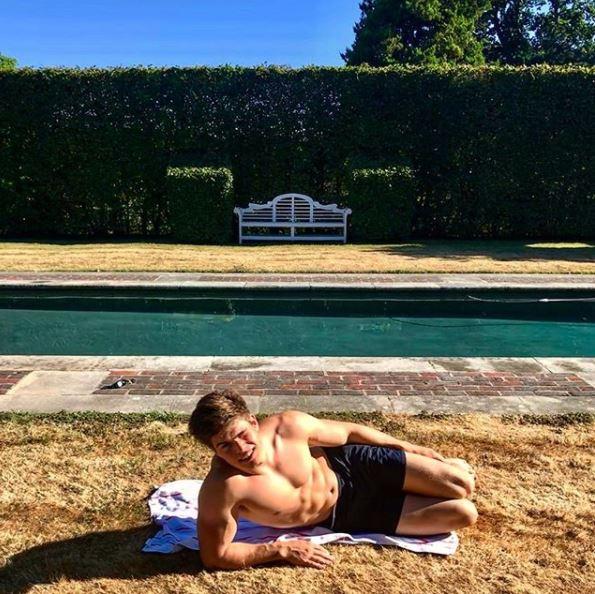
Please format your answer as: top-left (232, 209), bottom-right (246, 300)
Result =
top-left (202, 541), bottom-right (284, 570)
top-left (345, 423), bottom-right (413, 450)
top-left (311, 415), bottom-right (444, 459)
top-left (344, 423), bottom-right (445, 460)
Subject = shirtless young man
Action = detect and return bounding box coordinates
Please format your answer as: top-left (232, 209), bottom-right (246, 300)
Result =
top-left (189, 390), bottom-right (477, 571)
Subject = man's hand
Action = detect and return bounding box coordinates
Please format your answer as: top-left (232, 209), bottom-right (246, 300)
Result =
top-left (445, 457), bottom-right (477, 488)
top-left (278, 540), bottom-right (334, 569)
top-left (406, 444), bottom-right (445, 461)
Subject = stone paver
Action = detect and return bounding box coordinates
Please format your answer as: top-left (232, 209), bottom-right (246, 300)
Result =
top-left (1, 391), bottom-right (592, 414)
top-left (516, 394), bottom-right (595, 414)
top-left (9, 370), bottom-right (107, 397)
top-left (430, 358), bottom-right (548, 373)
top-left (0, 371), bottom-right (28, 395)
top-left (538, 358), bottom-right (595, 373)
top-left (3, 356), bottom-right (592, 375)
top-left (0, 392), bottom-right (177, 414)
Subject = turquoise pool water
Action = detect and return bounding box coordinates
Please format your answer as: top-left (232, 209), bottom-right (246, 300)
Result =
top-left (1, 289), bottom-right (593, 357)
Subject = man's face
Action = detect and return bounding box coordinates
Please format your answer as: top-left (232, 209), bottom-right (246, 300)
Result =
top-left (211, 415), bottom-right (261, 472)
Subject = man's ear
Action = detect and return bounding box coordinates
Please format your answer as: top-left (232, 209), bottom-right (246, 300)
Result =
top-left (248, 414), bottom-right (258, 428)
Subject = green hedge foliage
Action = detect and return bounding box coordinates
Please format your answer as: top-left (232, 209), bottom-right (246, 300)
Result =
top-left (167, 167), bottom-right (233, 243)
top-left (0, 65), bottom-right (593, 240)
top-left (347, 167), bottom-right (415, 241)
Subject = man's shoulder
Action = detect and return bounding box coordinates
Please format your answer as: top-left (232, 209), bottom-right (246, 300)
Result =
top-left (198, 470), bottom-right (244, 524)
top-left (201, 461), bottom-right (249, 501)
top-left (263, 409), bottom-right (313, 438)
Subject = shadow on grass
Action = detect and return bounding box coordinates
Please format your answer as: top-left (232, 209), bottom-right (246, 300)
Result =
top-left (364, 241), bottom-right (595, 264)
top-left (1, 525), bottom-right (203, 593)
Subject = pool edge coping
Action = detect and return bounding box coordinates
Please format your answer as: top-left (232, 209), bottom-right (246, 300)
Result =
top-left (1, 272), bottom-right (594, 290)
top-left (1, 355), bottom-right (595, 374)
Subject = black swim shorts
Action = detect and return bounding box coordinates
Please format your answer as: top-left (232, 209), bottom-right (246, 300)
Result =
top-left (318, 444), bottom-right (407, 534)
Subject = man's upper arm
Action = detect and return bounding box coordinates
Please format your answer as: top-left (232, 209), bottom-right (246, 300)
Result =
top-left (198, 478), bottom-right (240, 567)
top-left (280, 410), bottom-right (350, 447)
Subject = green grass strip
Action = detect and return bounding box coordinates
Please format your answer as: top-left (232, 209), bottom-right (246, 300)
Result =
top-left (1, 410), bottom-right (591, 428)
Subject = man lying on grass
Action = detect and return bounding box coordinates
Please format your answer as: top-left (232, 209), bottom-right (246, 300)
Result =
top-left (189, 390), bottom-right (477, 570)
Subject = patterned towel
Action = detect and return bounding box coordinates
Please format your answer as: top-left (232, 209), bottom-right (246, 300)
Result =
top-left (142, 480), bottom-right (459, 556)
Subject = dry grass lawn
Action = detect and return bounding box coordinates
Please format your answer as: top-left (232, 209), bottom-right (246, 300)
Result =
top-left (1, 412), bottom-right (593, 594)
top-left (1, 240), bottom-right (594, 273)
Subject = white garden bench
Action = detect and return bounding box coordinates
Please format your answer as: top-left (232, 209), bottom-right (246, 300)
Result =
top-left (234, 193), bottom-right (352, 244)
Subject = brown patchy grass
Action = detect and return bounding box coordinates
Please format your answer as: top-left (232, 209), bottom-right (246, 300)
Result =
top-left (1, 240), bottom-right (594, 273)
top-left (1, 412), bottom-right (594, 594)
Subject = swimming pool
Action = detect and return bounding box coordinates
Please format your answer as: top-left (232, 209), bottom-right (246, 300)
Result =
top-left (1, 288), bottom-right (593, 357)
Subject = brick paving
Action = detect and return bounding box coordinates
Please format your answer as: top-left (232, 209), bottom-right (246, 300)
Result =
top-left (93, 370), bottom-right (595, 398)
top-left (0, 371), bottom-right (28, 395)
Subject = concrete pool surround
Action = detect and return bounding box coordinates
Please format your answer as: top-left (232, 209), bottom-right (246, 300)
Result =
top-left (1, 273), bottom-right (593, 414)
top-left (1, 355), bottom-right (594, 415)
top-left (2, 272), bottom-right (595, 290)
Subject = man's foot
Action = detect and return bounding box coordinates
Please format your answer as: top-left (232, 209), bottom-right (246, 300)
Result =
top-left (444, 458), bottom-right (477, 494)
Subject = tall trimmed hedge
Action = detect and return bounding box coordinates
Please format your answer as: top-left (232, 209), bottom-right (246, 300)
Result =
top-left (347, 167), bottom-right (415, 241)
top-left (0, 65), bottom-right (593, 240)
top-left (167, 167), bottom-right (233, 243)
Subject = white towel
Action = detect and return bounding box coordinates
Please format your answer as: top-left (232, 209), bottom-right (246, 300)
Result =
top-left (142, 480), bottom-right (459, 556)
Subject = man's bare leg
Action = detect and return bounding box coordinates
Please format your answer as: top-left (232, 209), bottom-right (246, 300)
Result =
top-left (402, 453), bottom-right (476, 499)
top-left (395, 495), bottom-right (478, 536)
top-left (394, 454), bottom-right (478, 535)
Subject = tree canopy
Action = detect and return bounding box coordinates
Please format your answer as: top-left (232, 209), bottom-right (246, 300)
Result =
top-left (480, 1), bottom-right (595, 64)
top-left (343, 0), bottom-right (490, 66)
top-left (344, 0), bottom-right (595, 65)
top-left (0, 54), bottom-right (17, 70)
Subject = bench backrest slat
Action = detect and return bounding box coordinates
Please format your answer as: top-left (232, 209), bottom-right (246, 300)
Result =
top-left (235, 193), bottom-right (350, 223)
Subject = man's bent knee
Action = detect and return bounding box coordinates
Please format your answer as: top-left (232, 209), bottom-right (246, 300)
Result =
top-left (453, 499), bottom-right (478, 528)
top-left (438, 499), bottom-right (478, 531)
top-left (395, 496), bottom-right (478, 535)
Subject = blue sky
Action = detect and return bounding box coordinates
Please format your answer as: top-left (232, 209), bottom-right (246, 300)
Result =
top-left (1, 1), bottom-right (362, 68)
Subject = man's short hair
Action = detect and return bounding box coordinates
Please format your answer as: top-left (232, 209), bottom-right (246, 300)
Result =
top-left (188, 389), bottom-right (251, 448)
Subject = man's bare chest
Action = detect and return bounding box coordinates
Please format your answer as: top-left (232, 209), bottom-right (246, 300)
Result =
top-left (240, 445), bottom-right (329, 514)
top-left (255, 441), bottom-right (316, 493)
